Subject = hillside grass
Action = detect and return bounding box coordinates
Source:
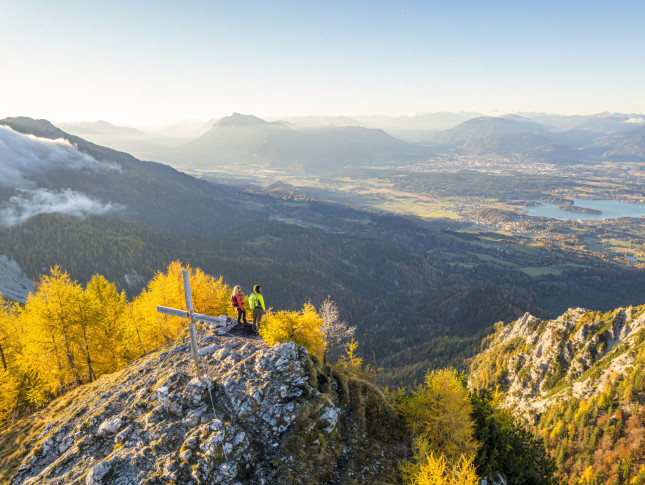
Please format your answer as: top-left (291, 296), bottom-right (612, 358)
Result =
top-left (520, 266), bottom-right (561, 277)
top-left (0, 384), bottom-right (97, 484)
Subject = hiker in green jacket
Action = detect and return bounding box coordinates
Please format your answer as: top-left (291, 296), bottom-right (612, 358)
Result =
top-left (249, 284), bottom-right (265, 332)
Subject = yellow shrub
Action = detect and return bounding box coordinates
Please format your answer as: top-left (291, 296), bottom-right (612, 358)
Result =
top-left (259, 303), bottom-right (326, 359)
top-left (413, 453), bottom-right (479, 485)
top-left (336, 339), bottom-right (379, 382)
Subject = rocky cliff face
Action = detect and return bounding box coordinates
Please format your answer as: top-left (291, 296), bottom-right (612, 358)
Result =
top-left (469, 305), bottom-right (645, 421)
top-left (11, 330), bottom-right (403, 484)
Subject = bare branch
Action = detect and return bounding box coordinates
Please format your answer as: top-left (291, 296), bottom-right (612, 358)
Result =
top-left (319, 297), bottom-right (356, 362)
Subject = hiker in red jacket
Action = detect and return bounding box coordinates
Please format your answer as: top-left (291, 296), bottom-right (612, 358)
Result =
top-left (231, 285), bottom-right (248, 327)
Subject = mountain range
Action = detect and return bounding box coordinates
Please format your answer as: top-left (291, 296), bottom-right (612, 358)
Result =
top-left (170, 113), bottom-right (431, 171)
top-left (2, 113), bottom-right (645, 483)
top-left (58, 120), bottom-right (144, 137)
top-left (429, 114), bottom-right (585, 162)
top-left (0, 116), bottom-right (247, 236)
top-left (429, 113), bottom-right (645, 162)
top-left (2, 116), bottom-right (645, 388)
top-left (55, 112), bottom-right (645, 168)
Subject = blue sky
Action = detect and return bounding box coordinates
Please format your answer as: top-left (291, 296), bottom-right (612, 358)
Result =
top-left (1, 0), bottom-right (644, 124)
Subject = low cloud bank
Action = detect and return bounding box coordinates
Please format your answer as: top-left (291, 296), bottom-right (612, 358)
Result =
top-left (0, 125), bottom-right (122, 188)
top-left (0, 255), bottom-right (34, 302)
top-left (0, 188), bottom-right (123, 226)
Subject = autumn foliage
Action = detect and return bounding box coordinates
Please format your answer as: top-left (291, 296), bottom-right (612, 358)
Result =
top-left (0, 261), bottom-right (335, 421)
top-left (397, 369), bottom-right (480, 483)
top-left (0, 262), bottom-right (232, 419)
top-left (412, 454), bottom-right (479, 485)
top-left (258, 303), bottom-right (326, 360)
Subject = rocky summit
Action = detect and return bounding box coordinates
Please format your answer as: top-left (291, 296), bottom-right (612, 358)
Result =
top-left (469, 305), bottom-right (645, 421)
top-left (11, 329), bottom-right (402, 484)
top-left (469, 304), bottom-right (645, 482)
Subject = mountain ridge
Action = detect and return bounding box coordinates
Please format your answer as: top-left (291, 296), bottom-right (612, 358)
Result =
top-left (469, 303), bottom-right (645, 482)
top-left (0, 117), bottom-right (251, 236)
top-left (8, 332), bottom-right (404, 484)
top-left (172, 113), bottom-right (431, 170)
top-left (38, 111), bottom-right (645, 166)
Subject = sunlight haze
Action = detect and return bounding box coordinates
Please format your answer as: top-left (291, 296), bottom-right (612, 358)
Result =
top-left (1, 0), bottom-right (644, 124)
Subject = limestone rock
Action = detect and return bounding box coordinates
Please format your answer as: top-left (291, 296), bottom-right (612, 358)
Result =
top-left (470, 305), bottom-right (645, 420)
top-left (11, 331), bottom-right (402, 484)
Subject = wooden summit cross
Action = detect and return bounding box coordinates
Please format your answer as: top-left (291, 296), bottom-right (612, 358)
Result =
top-left (156, 269), bottom-right (228, 377)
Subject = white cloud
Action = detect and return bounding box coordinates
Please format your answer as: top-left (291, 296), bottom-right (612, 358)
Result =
top-left (0, 125), bottom-right (121, 188)
top-left (625, 117), bottom-right (645, 124)
top-left (0, 125), bottom-right (125, 225)
top-left (0, 188), bottom-right (123, 226)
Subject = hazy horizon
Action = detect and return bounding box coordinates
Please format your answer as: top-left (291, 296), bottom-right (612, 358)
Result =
top-left (9, 109), bottom-right (643, 133)
top-left (2, 1), bottom-right (645, 125)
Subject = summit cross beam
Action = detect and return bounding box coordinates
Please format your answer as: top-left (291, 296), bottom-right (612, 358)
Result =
top-left (156, 269), bottom-right (228, 377)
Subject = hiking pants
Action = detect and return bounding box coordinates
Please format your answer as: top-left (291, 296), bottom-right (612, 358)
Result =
top-left (253, 308), bottom-right (264, 330)
top-left (236, 308), bottom-right (247, 325)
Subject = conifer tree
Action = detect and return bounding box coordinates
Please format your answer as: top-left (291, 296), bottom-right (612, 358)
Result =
top-left (0, 294), bottom-right (23, 419)
top-left (0, 294), bottom-right (20, 372)
top-left (81, 274), bottom-right (128, 374)
top-left (126, 261), bottom-right (231, 356)
top-left (319, 297), bottom-right (355, 362)
top-left (398, 369), bottom-right (478, 481)
top-left (336, 339), bottom-right (378, 382)
top-left (18, 267), bottom-right (86, 404)
top-left (412, 453), bottom-right (479, 485)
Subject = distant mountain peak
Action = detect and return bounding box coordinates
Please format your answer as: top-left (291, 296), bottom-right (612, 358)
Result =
top-left (91, 120), bottom-right (117, 129)
top-left (1, 116), bottom-right (67, 139)
top-left (499, 114), bottom-right (534, 123)
top-left (215, 113), bottom-right (268, 127)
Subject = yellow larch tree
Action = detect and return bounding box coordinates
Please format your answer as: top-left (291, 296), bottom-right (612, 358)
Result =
top-left (0, 294), bottom-right (21, 374)
top-left (398, 369), bottom-right (479, 482)
top-left (412, 454), bottom-right (479, 485)
top-left (124, 262), bottom-right (231, 356)
top-left (259, 303), bottom-right (326, 360)
top-left (81, 274), bottom-right (129, 374)
top-left (18, 267), bottom-right (88, 405)
top-left (2, 262), bottom-right (235, 419)
top-left (335, 338), bottom-right (379, 382)
top-left (0, 293), bottom-right (23, 419)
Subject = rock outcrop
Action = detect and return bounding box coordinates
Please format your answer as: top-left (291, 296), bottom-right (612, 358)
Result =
top-left (469, 305), bottom-right (645, 421)
top-left (11, 329), bottom-right (403, 484)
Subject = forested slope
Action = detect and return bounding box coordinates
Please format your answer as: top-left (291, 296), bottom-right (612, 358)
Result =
top-left (470, 305), bottom-right (645, 483)
top-left (2, 117), bottom-right (645, 388)
top-left (0, 263), bottom-right (557, 484)
top-left (3, 211), bottom-right (645, 387)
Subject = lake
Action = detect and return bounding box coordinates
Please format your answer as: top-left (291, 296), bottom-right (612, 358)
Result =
top-left (526, 199), bottom-right (645, 220)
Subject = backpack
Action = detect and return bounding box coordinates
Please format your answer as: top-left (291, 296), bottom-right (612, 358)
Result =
top-left (230, 294), bottom-right (238, 308)
top-left (249, 292), bottom-right (258, 310)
